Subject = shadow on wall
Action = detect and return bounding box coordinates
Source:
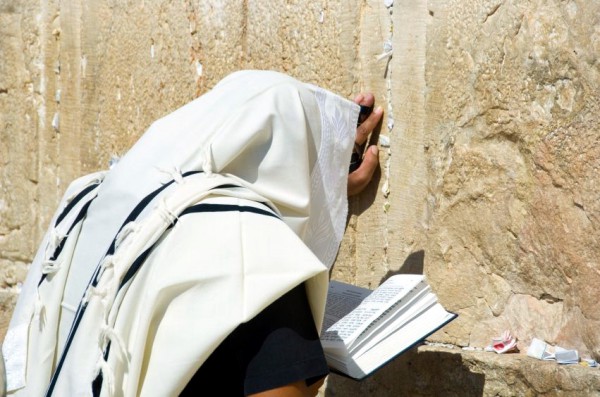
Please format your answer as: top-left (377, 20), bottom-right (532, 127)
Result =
top-left (383, 250), bottom-right (425, 281)
top-left (324, 348), bottom-right (485, 397)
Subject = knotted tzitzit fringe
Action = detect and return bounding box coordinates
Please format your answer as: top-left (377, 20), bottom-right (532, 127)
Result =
top-left (97, 255), bottom-right (116, 290)
top-left (41, 259), bottom-right (61, 275)
top-left (156, 165), bottom-right (184, 185)
top-left (171, 165), bottom-right (184, 184)
top-left (201, 146), bottom-right (214, 177)
top-left (82, 255), bottom-right (116, 304)
top-left (157, 197), bottom-right (179, 226)
top-left (83, 285), bottom-right (108, 304)
top-left (93, 355), bottom-right (115, 396)
top-left (115, 222), bottom-right (139, 251)
top-left (99, 324), bottom-right (130, 364)
top-left (44, 229), bottom-right (66, 261)
top-left (42, 229), bottom-right (65, 274)
top-left (88, 253), bottom-right (129, 396)
top-left (97, 257), bottom-right (120, 309)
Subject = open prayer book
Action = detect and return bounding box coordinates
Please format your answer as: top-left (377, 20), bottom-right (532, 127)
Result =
top-left (320, 274), bottom-right (457, 380)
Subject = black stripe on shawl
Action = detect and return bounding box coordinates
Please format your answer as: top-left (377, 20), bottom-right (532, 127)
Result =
top-left (54, 182), bottom-right (101, 226)
top-left (92, 203), bottom-right (280, 397)
top-left (38, 199), bottom-right (95, 286)
top-left (180, 202), bottom-right (279, 219)
top-left (46, 172), bottom-right (200, 396)
top-left (119, 203), bottom-right (279, 291)
top-left (103, 171), bottom-right (204, 260)
top-left (46, 172), bottom-right (269, 397)
top-left (38, 183), bottom-right (102, 286)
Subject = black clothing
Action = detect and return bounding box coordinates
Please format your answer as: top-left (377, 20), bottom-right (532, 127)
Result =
top-left (181, 284), bottom-right (329, 396)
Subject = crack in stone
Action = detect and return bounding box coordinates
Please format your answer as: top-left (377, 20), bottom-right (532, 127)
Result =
top-left (380, 0), bottom-right (395, 273)
top-left (483, 2), bottom-right (502, 24)
top-left (540, 293), bottom-right (563, 304)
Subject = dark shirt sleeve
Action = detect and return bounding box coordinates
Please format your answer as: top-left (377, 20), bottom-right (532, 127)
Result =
top-left (181, 284), bottom-right (329, 396)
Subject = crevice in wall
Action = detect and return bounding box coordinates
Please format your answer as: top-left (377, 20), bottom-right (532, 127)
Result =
top-left (483, 2), bottom-right (502, 24)
top-left (54, 6), bottom-right (63, 194)
top-left (380, 0), bottom-right (394, 274)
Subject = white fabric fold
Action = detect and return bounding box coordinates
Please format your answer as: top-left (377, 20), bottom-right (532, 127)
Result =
top-left (3, 70), bottom-right (359, 396)
top-left (3, 171), bottom-right (106, 393)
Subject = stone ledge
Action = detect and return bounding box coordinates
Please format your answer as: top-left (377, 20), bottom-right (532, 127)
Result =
top-left (323, 345), bottom-right (600, 397)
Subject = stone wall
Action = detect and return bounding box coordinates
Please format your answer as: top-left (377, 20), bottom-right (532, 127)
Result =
top-left (1, 0), bottom-right (599, 395)
top-left (423, 0), bottom-right (600, 356)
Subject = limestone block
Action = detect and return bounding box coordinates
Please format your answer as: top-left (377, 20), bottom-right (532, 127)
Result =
top-left (325, 346), bottom-right (600, 397)
top-left (424, 0), bottom-right (600, 358)
top-left (0, 8), bottom-right (41, 264)
top-left (0, 291), bottom-right (18, 344)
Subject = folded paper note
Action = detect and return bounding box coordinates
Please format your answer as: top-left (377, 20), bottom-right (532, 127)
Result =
top-left (527, 338), bottom-right (579, 364)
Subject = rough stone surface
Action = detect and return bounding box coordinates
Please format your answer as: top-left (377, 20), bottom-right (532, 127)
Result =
top-left (326, 345), bottom-right (600, 396)
top-left (423, 0), bottom-right (600, 361)
top-left (1, 0), bottom-right (599, 395)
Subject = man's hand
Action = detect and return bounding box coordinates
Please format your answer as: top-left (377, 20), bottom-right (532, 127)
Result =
top-left (348, 93), bottom-right (382, 196)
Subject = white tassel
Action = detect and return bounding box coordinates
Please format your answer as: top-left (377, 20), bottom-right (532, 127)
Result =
top-left (201, 146), bottom-right (214, 177)
top-left (95, 255), bottom-right (116, 290)
top-left (157, 198), bottom-right (179, 225)
top-left (172, 165), bottom-right (183, 184)
top-left (115, 222), bottom-right (139, 250)
top-left (94, 357), bottom-right (115, 396)
top-left (44, 229), bottom-right (65, 259)
top-left (41, 259), bottom-right (61, 275)
top-left (49, 229), bottom-right (64, 248)
top-left (89, 256), bottom-right (121, 317)
top-left (83, 285), bottom-right (108, 304)
top-left (156, 165), bottom-right (185, 185)
top-left (100, 324), bottom-right (130, 364)
top-left (100, 255), bottom-right (115, 270)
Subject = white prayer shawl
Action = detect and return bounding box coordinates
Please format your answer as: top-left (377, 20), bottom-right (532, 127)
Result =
top-left (3, 70), bottom-right (359, 396)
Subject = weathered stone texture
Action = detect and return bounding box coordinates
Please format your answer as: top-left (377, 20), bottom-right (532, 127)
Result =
top-left (0, 3), bottom-right (44, 339)
top-left (423, 0), bottom-right (600, 360)
top-left (1, 0), bottom-right (600, 395)
top-left (327, 345), bottom-right (600, 397)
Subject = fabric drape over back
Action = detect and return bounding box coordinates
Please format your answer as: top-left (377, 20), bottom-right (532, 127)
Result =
top-left (3, 70), bottom-right (359, 396)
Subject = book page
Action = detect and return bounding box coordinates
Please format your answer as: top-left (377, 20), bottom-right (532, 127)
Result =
top-left (349, 282), bottom-right (429, 351)
top-left (321, 275), bottom-right (423, 347)
top-left (349, 290), bottom-right (437, 357)
top-left (321, 281), bottom-right (371, 347)
top-left (321, 281), bottom-right (371, 332)
top-left (351, 304), bottom-right (456, 378)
